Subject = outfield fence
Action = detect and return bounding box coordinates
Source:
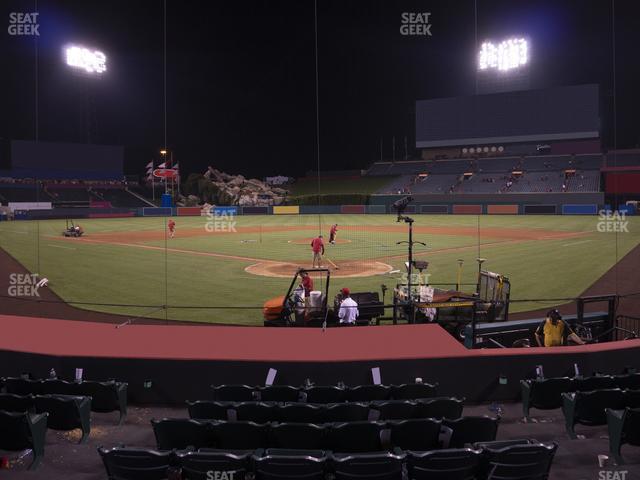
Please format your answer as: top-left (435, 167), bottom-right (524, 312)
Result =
top-left (6, 200), bottom-right (634, 220)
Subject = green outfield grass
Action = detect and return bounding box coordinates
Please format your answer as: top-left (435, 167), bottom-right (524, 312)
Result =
top-left (0, 214), bottom-right (638, 325)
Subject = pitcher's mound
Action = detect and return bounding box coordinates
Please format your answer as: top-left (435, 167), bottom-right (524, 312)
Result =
top-left (289, 237), bottom-right (351, 245)
top-left (246, 260), bottom-right (393, 278)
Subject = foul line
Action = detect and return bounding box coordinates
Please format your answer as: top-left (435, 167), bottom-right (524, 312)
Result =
top-left (47, 236), bottom-right (277, 264)
top-left (562, 239), bottom-right (594, 247)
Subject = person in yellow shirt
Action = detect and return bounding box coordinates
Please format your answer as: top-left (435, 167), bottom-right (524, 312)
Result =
top-left (535, 309), bottom-right (586, 347)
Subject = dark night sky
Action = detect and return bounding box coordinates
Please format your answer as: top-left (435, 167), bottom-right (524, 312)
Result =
top-left (1, 0), bottom-right (639, 178)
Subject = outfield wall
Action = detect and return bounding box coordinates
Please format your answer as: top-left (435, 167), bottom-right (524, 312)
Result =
top-left (12, 191), bottom-right (631, 220)
top-left (369, 192), bottom-right (605, 215)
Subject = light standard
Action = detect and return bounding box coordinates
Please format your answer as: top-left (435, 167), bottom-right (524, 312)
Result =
top-left (64, 45), bottom-right (107, 143)
top-left (160, 149), bottom-right (176, 196)
top-left (160, 149), bottom-right (168, 194)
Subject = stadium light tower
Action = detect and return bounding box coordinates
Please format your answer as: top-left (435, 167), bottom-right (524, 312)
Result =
top-left (478, 37), bottom-right (528, 72)
top-left (64, 45), bottom-right (107, 75)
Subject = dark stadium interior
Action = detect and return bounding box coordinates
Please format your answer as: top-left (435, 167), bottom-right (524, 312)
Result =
top-left (2, 0), bottom-right (640, 479)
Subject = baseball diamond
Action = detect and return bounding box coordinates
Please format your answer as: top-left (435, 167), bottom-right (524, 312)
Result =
top-left (0, 214), bottom-right (638, 325)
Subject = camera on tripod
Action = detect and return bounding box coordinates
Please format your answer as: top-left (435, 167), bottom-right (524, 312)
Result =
top-left (392, 195), bottom-right (413, 222)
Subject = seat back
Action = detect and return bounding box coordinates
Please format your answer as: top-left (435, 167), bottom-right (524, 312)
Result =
top-left (235, 402), bottom-right (278, 423)
top-left (270, 423), bottom-right (327, 450)
top-left (623, 389), bottom-right (640, 408)
top-left (374, 400), bottom-right (417, 420)
top-left (444, 416), bottom-right (499, 448)
top-left (347, 385), bottom-right (391, 402)
top-left (473, 439), bottom-right (535, 450)
top-left (530, 378), bottom-right (572, 409)
top-left (77, 381), bottom-right (123, 412)
top-left (323, 403), bottom-right (370, 422)
top-left (326, 421), bottom-right (385, 453)
top-left (623, 408), bottom-right (640, 446)
top-left (99, 447), bottom-right (172, 480)
top-left (392, 383), bottom-right (437, 400)
top-left (483, 443), bottom-right (558, 480)
top-left (304, 386), bottom-right (346, 404)
top-left (187, 400), bottom-right (232, 420)
top-left (41, 379), bottom-right (79, 395)
top-left (0, 411), bottom-right (36, 450)
top-left (389, 419), bottom-right (441, 450)
top-left (574, 376), bottom-right (615, 392)
top-left (259, 385), bottom-right (301, 402)
top-left (213, 421), bottom-right (269, 449)
top-left (34, 395), bottom-right (85, 430)
top-left (254, 454), bottom-right (326, 480)
top-left (4, 377), bottom-right (41, 395)
top-left (407, 449), bottom-right (482, 480)
top-left (177, 450), bottom-right (251, 480)
top-left (613, 373), bottom-right (640, 390)
top-left (488, 461), bottom-right (551, 480)
top-left (0, 393), bottom-right (35, 413)
top-left (212, 384), bottom-right (255, 402)
top-left (151, 418), bottom-right (214, 450)
top-left (278, 403), bottom-right (323, 423)
top-left (416, 397), bottom-right (464, 420)
top-left (332, 452), bottom-right (404, 480)
top-left (575, 389), bottom-right (626, 425)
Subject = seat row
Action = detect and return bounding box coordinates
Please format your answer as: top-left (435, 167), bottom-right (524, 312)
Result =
top-left (562, 388), bottom-right (640, 438)
top-left (521, 373), bottom-right (640, 418)
top-left (99, 439), bottom-right (557, 480)
top-left (187, 397), bottom-right (463, 423)
top-left (151, 417), bottom-right (500, 452)
top-left (1, 376), bottom-right (127, 423)
top-left (0, 393), bottom-right (92, 443)
top-left (211, 383), bottom-right (438, 403)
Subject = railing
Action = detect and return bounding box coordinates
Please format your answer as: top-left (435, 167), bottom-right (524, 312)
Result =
top-left (613, 315), bottom-right (640, 341)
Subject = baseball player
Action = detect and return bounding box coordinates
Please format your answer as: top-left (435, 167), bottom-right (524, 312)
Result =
top-left (168, 219), bottom-right (176, 238)
top-left (310, 234), bottom-right (325, 268)
top-left (300, 270), bottom-right (314, 296)
top-left (329, 224), bottom-right (338, 244)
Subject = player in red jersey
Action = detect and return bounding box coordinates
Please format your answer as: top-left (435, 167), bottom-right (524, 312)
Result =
top-left (168, 219), bottom-right (176, 238)
top-left (329, 224), bottom-right (338, 244)
top-left (310, 235), bottom-right (325, 268)
top-left (300, 270), bottom-right (314, 296)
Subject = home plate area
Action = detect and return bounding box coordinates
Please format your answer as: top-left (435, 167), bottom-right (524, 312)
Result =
top-left (245, 260), bottom-right (393, 278)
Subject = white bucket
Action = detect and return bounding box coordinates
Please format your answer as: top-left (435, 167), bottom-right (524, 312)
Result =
top-left (308, 290), bottom-right (323, 312)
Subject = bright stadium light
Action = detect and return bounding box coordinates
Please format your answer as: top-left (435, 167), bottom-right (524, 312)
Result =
top-left (478, 37), bottom-right (528, 71)
top-left (65, 45), bottom-right (107, 74)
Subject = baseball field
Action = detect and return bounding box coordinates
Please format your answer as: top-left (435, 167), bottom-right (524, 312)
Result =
top-left (0, 214), bottom-right (638, 325)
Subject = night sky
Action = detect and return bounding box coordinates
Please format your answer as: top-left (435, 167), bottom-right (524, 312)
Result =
top-left (1, 0), bottom-right (639, 178)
